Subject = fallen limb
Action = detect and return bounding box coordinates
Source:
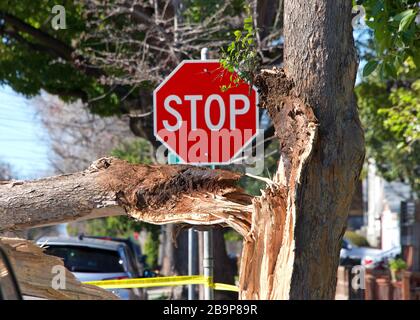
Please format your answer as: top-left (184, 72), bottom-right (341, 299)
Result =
top-left (0, 157), bottom-right (252, 237)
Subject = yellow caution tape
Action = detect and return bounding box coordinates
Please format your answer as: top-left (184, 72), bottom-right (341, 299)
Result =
top-left (84, 275), bottom-right (239, 292)
top-left (212, 282), bottom-right (239, 292)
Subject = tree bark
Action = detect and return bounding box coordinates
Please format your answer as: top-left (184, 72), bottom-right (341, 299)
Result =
top-left (238, 0), bottom-right (365, 299)
top-left (0, 157), bottom-right (252, 235)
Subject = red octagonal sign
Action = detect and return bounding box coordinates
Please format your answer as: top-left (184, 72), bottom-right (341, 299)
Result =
top-left (154, 60), bottom-right (258, 164)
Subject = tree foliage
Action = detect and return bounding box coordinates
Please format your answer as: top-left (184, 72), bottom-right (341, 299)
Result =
top-left (353, 1), bottom-right (419, 195)
top-left (220, 7), bottom-right (258, 90)
top-left (356, 63), bottom-right (419, 195)
top-left (358, 0), bottom-right (420, 78)
top-left (0, 0), bottom-right (121, 114)
top-left (0, 0), bottom-right (254, 118)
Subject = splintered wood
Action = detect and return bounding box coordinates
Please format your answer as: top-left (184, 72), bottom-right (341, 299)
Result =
top-left (0, 237), bottom-right (118, 300)
top-left (239, 68), bottom-right (317, 299)
top-left (0, 158), bottom-right (252, 236)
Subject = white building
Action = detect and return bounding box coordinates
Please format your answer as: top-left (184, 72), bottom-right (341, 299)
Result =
top-left (364, 161), bottom-right (413, 250)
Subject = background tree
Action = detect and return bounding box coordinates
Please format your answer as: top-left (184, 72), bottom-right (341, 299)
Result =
top-left (32, 92), bottom-right (135, 173)
top-left (358, 0), bottom-right (420, 79)
top-left (356, 65), bottom-right (419, 195)
top-left (355, 0), bottom-right (420, 196)
top-left (0, 0), bottom-right (282, 144)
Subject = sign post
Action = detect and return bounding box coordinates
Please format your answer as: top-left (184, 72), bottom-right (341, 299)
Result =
top-left (200, 47), bottom-right (214, 301)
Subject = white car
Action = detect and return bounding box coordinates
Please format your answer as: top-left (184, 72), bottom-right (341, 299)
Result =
top-left (340, 238), bottom-right (382, 265)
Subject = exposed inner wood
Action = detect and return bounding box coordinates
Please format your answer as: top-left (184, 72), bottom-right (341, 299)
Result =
top-left (239, 68), bottom-right (317, 299)
top-left (0, 157), bottom-right (252, 237)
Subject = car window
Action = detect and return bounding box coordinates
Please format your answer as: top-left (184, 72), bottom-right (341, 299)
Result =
top-left (44, 245), bottom-right (125, 273)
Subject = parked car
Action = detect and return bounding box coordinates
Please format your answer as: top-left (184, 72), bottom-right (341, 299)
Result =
top-left (36, 236), bottom-right (146, 300)
top-left (340, 238), bottom-right (383, 266)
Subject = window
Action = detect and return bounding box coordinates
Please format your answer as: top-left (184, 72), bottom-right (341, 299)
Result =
top-left (44, 245), bottom-right (125, 273)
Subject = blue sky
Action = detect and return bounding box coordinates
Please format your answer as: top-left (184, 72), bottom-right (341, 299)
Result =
top-left (0, 86), bottom-right (51, 179)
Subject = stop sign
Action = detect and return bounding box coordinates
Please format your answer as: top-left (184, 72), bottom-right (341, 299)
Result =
top-left (153, 60), bottom-right (258, 164)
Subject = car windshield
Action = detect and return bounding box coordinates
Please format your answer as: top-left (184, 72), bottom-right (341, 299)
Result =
top-left (44, 245), bottom-right (125, 273)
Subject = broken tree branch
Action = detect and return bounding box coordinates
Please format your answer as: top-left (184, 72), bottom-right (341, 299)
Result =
top-left (0, 157), bottom-right (252, 237)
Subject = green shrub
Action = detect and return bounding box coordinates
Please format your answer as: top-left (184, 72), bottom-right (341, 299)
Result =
top-left (389, 258), bottom-right (407, 272)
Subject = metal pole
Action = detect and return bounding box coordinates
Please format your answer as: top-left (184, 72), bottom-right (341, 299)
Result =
top-left (201, 47), bottom-right (208, 61)
top-left (188, 229), bottom-right (198, 299)
top-left (187, 47), bottom-right (212, 300)
top-left (201, 47), bottom-right (214, 300)
top-left (203, 227), bottom-right (214, 300)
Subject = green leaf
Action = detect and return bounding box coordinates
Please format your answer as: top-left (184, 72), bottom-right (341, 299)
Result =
top-left (227, 42), bottom-right (235, 53)
top-left (398, 11), bottom-right (417, 32)
top-left (384, 61), bottom-right (397, 79)
top-left (393, 9), bottom-right (414, 22)
top-left (244, 16), bottom-right (252, 24)
top-left (363, 60), bottom-right (379, 77)
top-left (378, 63), bottom-right (386, 81)
top-left (234, 30), bottom-right (242, 39)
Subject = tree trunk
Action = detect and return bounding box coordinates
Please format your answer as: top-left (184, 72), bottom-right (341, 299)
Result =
top-left (238, 0), bottom-right (365, 299)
